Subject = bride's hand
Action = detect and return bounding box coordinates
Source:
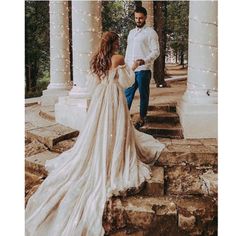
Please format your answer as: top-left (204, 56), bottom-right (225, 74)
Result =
top-left (131, 61), bottom-right (139, 71)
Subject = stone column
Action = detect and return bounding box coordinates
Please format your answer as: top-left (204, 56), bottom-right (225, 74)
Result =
top-left (177, 1), bottom-right (218, 138)
top-left (55, 1), bottom-right (102, 130)
top-left (142, 1), bottom-right (154, 27)
top-left (41, 1), bottom-right (70, 106)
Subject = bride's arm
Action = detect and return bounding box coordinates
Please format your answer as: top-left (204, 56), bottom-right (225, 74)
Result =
top-left (86, 72), bottom-right (101, 96)
top-left (117, 64), bottom-right (135, 89)
top-left (111, 54), bottom-right (135, 89)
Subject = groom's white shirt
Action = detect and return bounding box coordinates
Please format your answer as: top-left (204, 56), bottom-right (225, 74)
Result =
top-left (125, 25), bottom-right (160, 72)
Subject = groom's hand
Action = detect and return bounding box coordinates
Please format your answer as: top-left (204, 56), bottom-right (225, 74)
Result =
top-left (132, 59), bottom-right (145, 70)
top-left (136, 59), bottom-right (145, 66)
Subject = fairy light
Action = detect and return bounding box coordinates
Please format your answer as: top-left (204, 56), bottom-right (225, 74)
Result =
top-left (187, 79), bottom-right (218, 92)
top-left (189, 65), bottom-right (217, 74)
top-left (70, 1), bottom-right (102, 90)
top-left (190, 16), bottom-right (217, 26)
top-left (48, 1), bottom-right (103, 89)
top-left (189, 40), bottom-right (217, 48)
top-left (48, 1), bottom-right (71, 87)
top-left (48, 1), bottom-right (217, 99)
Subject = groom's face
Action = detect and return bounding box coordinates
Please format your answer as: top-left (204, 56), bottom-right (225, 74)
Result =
top-left (135, 12), bottom-right (146, 28)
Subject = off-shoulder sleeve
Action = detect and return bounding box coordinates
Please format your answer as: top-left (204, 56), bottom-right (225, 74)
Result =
top-left (117, 64), bottom-right (135, 89)
top-left (86, 72), bottom-right (101, 96)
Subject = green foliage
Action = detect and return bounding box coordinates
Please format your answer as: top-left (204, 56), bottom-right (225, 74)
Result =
top-left (165, 1), bottom-right (189, 64)
top-left (102, 0), bottom-right (136, 55)
top-left (102, 1), bottom-right (189, 64)
top-left (25, 0), bottom-right (136, 97)
top-left (25, 0), bottom-right (49, 97)
top-left (24, 0), bottom-right (189, 99)
top-left (25, 75), bottom-right (50, 98)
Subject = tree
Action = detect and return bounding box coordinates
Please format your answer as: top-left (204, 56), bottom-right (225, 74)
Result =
top-left (153, 1), bottom-right (167, 87)
top-left (134, 1), bottom-right (142, 8)
top-left (25, 1), bottom-right (49, 95)
top-left (166, 1), bottom-right (189, 66)
top-left (102, 1), bottom-right (136, 55)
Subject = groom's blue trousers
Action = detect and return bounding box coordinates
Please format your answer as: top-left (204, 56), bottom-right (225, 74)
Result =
top-left (125, 70), bottom-right (151, 118)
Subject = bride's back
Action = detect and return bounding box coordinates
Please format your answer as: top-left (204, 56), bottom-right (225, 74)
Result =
top-left (110, 54), bottom-right (125, 71)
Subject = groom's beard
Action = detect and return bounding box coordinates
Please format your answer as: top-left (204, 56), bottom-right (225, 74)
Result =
top-left (136, 21), bottom-right (146, 28)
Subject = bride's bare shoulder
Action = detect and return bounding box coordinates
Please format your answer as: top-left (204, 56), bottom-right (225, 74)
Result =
top-left (111, 54), bottom-right (125, 68)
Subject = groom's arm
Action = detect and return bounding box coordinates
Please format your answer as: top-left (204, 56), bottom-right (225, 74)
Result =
top-left (143, 29), bottom-right (160, 65)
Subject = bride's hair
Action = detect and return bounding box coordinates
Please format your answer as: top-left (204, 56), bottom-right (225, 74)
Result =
top-left (90, 31), bottom-right (119, 79)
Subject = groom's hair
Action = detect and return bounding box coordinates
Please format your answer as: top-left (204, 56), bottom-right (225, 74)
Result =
top-left (134, 6), bottom-right (147, 16)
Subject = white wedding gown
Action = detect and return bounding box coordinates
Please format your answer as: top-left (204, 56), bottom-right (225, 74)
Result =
top-left (25, 65), bottom-right (165, 236)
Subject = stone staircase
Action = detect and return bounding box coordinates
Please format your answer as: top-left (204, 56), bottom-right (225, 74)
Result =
top-left (103, 137), bottom-right (217, 235)
top-left (25, 103), bottom-right (217, 235)
top-left (132, 103), bottom-right (184, 139)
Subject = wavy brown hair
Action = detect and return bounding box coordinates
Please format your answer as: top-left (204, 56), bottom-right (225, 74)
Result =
top-left (90, 32), bottom-right (119, 79)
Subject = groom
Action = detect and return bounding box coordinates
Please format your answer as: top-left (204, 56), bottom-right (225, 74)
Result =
top-left (125, 6), bottom-right (160, 128)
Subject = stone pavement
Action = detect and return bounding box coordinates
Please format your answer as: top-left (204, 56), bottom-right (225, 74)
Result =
top-left (25, 79), bottom-right (218, 235)
top-left (130, 79), bottom-right (186, 115)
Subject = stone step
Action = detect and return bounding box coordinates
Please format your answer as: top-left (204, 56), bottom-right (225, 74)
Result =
top-left (139, 123), bottom-right (183, 139)
top-left (25, 171), bottom-right (45, 191)
top-left (39, 106), bottom-right (55, 121)
top-left (157, 144), bottom-right (218, 167)
top-left (174, 196), bottom-right (217, 236)
top-left (25, 139), bottom-right (48, 158)
top-left (104, 195), bottom-right (217, 236)
top-left (104, 196), bottom-right (178, 236)
top-left (24, 152), bottom-right (217, 235)
top-left (132, 111), bottom-right (179, 124)
top-left (25, 150), bottom-right (59, 176)
top-left (39, 104), bottom-right (179, 124)
top-left (25, 171), bottom-right (45, 204)
top-left (140, 167), bottom-right (164, 197)
top-left (25, 172), bottom-right (217, 235)
top-left (25, 150), bottom-right (59, 204)
top-left (148, 103), bottom-right (177, 113)
top-left (110, 230), bottom-right (146, 236)
top-left (139, 165), bottom-right (217, 198)
top-left (50, 139), bottom-right (76, 153)
top-left (147, 111), bottom-right (179, 123)
top-left (25, 97), bottom-right (40, 107)
top-left (25, 153), bottom-right (164, 199)
top-left (26, 124), bottom-right (79, 148)
top-left (165, 166), bottom-right (217, 197)
top-left (25, 102), bottom-right (39, 107)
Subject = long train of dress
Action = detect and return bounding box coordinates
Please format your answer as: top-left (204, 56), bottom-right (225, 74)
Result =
top-left (25, 65), bottom-right (165, 236)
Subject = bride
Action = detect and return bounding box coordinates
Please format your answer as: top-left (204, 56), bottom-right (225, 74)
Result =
top-left (25, 31), bottom-right (165, 236)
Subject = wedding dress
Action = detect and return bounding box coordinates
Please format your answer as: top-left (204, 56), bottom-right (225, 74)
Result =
top-left (25, 65), bottom-right (165, 236)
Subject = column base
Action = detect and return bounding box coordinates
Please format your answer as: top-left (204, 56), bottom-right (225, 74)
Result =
top-left (41, 88), bottom-right (69, 106)
top-left (55, 96), bottom-right (91, 131)
top-left (177, 100), bottom-right (218, 139)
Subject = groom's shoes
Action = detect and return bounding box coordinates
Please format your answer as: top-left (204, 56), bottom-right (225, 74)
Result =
top-left (134, 117), bottom-right (145, 129)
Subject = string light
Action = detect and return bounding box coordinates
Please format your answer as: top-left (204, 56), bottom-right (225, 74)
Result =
top-left (48, 0), bottom-right (218, 98)
top-left (49, 0), bottom-right (103, 90)
top-left (187, 81), bottom-right (218, 92)
top-left (190, 17), bottom-right (217, 26)
top-left (186, 1), bottom-right (218, 99)
top-left (188, 65), bottom-right (217, 75)
top-left (189, 40), bottom-right (217, 48)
